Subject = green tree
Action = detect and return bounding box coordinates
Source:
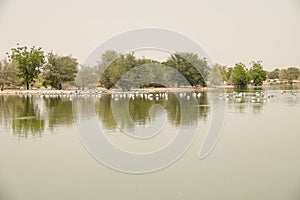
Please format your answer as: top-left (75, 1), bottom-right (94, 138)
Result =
top-left (76, 65), bottom-right (99, 90)
top-left (279, 69), bottom-right (287, 81)
top-left (99, 52), bottom-right (141, 89)
top-left (0, 60), bottom-right (21, 91)
top-left (116, 63), bottom-right (170, 90)
top-left (286, 67), bottom-right (300, 83)
top-left (249, 61), bottom-right (267, 86)
top-left (225, 67), bottom-right (233, 84)
top-left (208, 64), bottom-right (225, 86)
top-left (43, 53), bottom-right (78, 90)
top-left (175, 52), bottom-right (210, 81)
top-left (267, 68), bottom-right (280, 79)
top-left (164, 53), bottom-right (208, 87)
top-left (231, 62), bottom-right (250, 87)
top-left (98, 50), bottom-right (120, 89)
top-left (7, 45), bottom-right (45, 90)
top-left (97, 51), bottom-right (209, 89)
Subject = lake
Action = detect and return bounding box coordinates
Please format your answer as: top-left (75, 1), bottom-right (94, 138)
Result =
top-left (0, 86), bottom-right (300, 200)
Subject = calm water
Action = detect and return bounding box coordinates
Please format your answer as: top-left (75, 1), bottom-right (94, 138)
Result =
top-left (0, 87), bottom-right (300, 200)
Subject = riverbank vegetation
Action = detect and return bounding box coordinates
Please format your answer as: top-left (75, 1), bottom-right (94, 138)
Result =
top-left (0, 44), bottom-right (299, 91)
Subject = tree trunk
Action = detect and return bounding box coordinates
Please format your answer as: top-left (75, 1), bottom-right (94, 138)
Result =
top-left (0, 83), bottom-right (4, 91)
top-left (26, 82), bottom-right (29, 90)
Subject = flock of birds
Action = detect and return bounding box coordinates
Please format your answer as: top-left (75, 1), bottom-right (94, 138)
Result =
top-left (15, 90), bottom-right (203, 101)
top-left (112, 92), bottom-right (170, 101)
top-left (15, 90), bottom-right (297, 102)
top-left (220, 90), bottom-right (298, 103)
top-left (219, 91), bottom-right (276, 103)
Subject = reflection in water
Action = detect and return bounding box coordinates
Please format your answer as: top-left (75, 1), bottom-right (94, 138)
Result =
top-left (44, 97), bottom-right (74, 130)
top-left (0, 89), bottom-right (299, 137)
top-left (223, 89), bottom-right (300, 114)
top-left (0, 95), bottom-right (74, 137)
top-left (0, 92), bottom-right (209, 137)
top-left (0, 96), bottom-right (44, 137)
top-left (1, 89), bottom-right (300, 200)
top-left (269, 83), bottom-right (300, 91)
top-left (95, 92), bottom-right (209, 131)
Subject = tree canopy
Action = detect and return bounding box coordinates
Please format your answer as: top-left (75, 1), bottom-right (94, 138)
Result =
top-left (268, 67), bottom-right (300, 83)
top-left (267, 68), bottom-right (280, 79)
top-left (7, 45), bottom-right (45, 90)
top-left (231, 63), bottom-right (250, 87)
top-left (164, 53), bottom-right (208, 87)
top-left (43, 53), bottom-right (78, 90)
top-left (285, 67), bottom-right (300, 83)
top-left (97, 51), bottom-right (209, 90)
top-left (0, 60), bottom-right (21, 91)
top-left (75, 65), bottom-right (99, 90)
top-left (249, 61), bottom-right (267, 86)
top-left (1, 44), bottom-right (299, 90)
top-left (208, 63), bottom-right (226, 86)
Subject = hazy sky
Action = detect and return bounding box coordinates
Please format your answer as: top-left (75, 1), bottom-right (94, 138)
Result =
top-left (0, 0), bottom-right (299, 70)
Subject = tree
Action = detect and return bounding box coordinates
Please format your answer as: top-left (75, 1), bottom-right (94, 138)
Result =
top-left (164, 53), bottom-right (208, 87)
top-left (267, 68), bottom-right (280, 79)
top-left (98, 51), bottom-right (146, 89)
top-left (98, 50), bottom-right (120, 89)
top-left (43, 53), bottom-right (78, 90)
top-left (208, 64), bottom-right (225, 86)
top-left (231, 62), bottom-right (250, 87)
top-left (7, 45), bottom-right (45, 90)
top-left (279, 69), bottom-right (287, 81)
top-left (249, 61), bottom-right (267, 86)
top-left (75, 65), bottom-right (99, 90)
top-left (225, 67), bottom-right (233, 84)
top-left (174, 52), bottom-right (210, 81)
top-left (286, 67), bottom-right (300, 83)
top-left (0, 59), bottom-right (21, 91)
top-left (97, 51), bottom-right (209, 89)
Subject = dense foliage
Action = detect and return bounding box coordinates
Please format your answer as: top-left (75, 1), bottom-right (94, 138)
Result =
top-left (76, 65), bottom-right (99, 90)
top-left (231, 63), bottom-right (251, 87)
top-left (43, 53), bottom-right (78, 90)
top-left (249, 61), bottom-right (267, 86)
top-left (164, 53), bottom-right (208, 87)
top-left (98, 51), bottom-right (209, 90)
top-left (7, 45), bottom-right (45, 90)
top-left (1, 44), bottom-right (300, 90)
top-left (0, 60), bottom-right (21, 91)
top-left (214, 61), bottom-right (267, 87)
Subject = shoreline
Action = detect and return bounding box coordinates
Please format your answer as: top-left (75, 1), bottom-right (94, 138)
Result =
top-left (1, 83), bottom-right (299, 96)
top-left (0, 87), bottom-right (210, 96)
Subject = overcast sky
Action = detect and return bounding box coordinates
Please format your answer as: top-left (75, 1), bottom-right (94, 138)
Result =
top-left (0, 0), bottom-right (299, 70)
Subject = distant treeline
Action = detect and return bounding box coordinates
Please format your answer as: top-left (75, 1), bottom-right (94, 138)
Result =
top-left (210, 62), bottom-right (300, 87)
top-left (0, 44), bottom-right (299, 91)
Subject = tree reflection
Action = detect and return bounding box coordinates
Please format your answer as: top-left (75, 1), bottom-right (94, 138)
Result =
top-left (0, 95), bottom-right (75, 137)
top-left (0, 96), bottom-right (44, 137)
top-left (95, 92), bottom-right (209, 131)
top-left (95, 94), bottom-right (118, 130)
top-left (44, 97), bottom-right (74, 130)
top-left (3, 89), bottom-right (295, 138)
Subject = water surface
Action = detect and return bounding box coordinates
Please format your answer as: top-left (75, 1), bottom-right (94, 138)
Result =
top-left (0, 88), bottom-right (299, 200)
